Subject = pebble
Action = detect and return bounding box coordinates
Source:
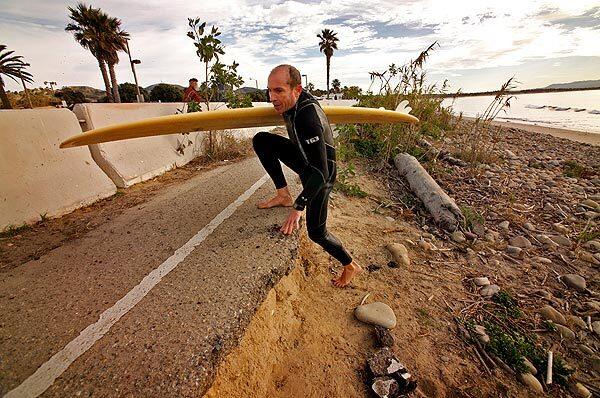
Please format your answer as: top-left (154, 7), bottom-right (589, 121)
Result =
top-left (581, 199), bottom-right (599, 210)
top-left (583, 240), bottom-right (600, 252)
top-left (523, 222), bottom-right (535, 231)
top-left (480, 284), bottom-right (500, 297)
top-left (566, 315), bottom-right (587, 330)
top-left (464, 231), bottom-right (478, 240)
top-left (506, 245), bottom-right (523, 258)
top-left (517, 372), bottom-right (544, 394)
top-left (418, 240), bottom-right (433, 251)
top-left (522, 357), bottom-right (537, 375)
top-left (510, 236), bottom-right (532, 249)
top-left (579, 345), bottom-right (595, 355)
top-left (579, 251), bottom-right (599, 264)
top-left (451, 231), bottom-right (466, 243)
top-left (385, 243), bottom-right (410, 267)
top-left (540, 305), bottom-right (566, 325)
top-left (473, 277), bottom-right (490, 286)
top-left (569, 382), bottom-right (592, 398)
top-left (555, 324), bottom-right (576, 340)
top-left (552, 223), bottom-right (569, 234)
top-left (498, 220), bottom-right (510, 230)
top-left (534, 256), bottom-right (552, 264)
top-left (550, 235), bottom-right (572, 247)
top-left (562, 274), bottom-right (586, 291)
top-left (355, 302), bottom-right (397, 329)
top-left (536, 234), bottom-right (558, 248)
top-left (593, 321), bottom-right (600, 335)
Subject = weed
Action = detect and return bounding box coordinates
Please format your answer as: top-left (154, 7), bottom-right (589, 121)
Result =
top-left (334, 162), bottom-right (368, 198)
top-left (562, 160), bottom-right (586, 178)
top-left (460, 206), bottom-right (484, 229)
top-left (0, 223), bottom-right (32, 238)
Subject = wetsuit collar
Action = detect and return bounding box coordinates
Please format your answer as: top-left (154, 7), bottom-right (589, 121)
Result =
top-left (283, 88), bottom-right (314, 117)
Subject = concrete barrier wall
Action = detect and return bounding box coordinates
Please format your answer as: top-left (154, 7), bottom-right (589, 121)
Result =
top-left (74, 102), bottom-right (281, 188)
top-left (0, 109), bottom-right (116, 230)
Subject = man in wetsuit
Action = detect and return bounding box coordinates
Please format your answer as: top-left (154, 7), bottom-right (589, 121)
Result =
top-left (252, 64), bottom-right (362, 287)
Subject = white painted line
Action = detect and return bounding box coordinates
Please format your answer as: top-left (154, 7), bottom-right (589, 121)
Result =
top-left (5, 174), bottom-right (269, 398)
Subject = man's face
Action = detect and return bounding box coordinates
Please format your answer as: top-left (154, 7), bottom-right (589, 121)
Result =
top-left (190, 80), bottom-right (198, 90)
top-left (267, 69), bottom-right (301, 114)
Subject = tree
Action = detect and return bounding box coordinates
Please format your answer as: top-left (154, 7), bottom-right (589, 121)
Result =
top-left (332, 78), bottom-right (341, 93)
top-left (55, 87), bottom-right (86, 107)
top-left (118, 82), bottom-right (148, 102)
top-left (66, 3), bottom-right (113, 102)
top-left (317, 29), bottom-right (339, 99)
top-left (66, 3), bottom-right (129, 103)
top-left (150, 83), bottom-right (183, 102)
top-left (0, 45), bottom-right (33, 109)
top-left (342, 85), bottom-right (362, 99)
top-left (187, 18), bottom-right (225, 106)
top-left (306, 82), bottom-right (315, 92)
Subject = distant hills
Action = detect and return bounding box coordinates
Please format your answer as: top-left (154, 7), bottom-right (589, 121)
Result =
top-left (544, 79), bottom-right (600, 90)
top-left (144, 83), bottom-right (186, 92)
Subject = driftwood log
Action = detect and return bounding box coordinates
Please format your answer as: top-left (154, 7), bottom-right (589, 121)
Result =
top-left (393, 153), bottom-right (463, 232)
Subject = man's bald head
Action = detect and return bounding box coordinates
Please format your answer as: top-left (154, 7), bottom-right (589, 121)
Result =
top-left (269, 64), bottom-right (302, 89)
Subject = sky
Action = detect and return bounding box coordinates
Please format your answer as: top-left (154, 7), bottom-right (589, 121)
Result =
top-left (1, 0), bottom-right (599, 93)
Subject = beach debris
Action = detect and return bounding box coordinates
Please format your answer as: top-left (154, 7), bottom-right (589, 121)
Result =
top-left (367, 348), bottom-right (417, 397)
top-left (355, 302), bottom-right (397, 329)
top-left (374, 326), bottom-right (395, 347)
top-left (385, 243), bottom-right (410, 267)
top-left (393, 153), bottom-right (463, 231)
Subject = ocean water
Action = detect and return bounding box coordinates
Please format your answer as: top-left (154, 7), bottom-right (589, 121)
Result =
top-left (441, 90), bottom-right (600, 134)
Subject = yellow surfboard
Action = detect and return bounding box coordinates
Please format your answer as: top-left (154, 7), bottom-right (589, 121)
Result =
top-left (60, 103), bottom-right (418, 148)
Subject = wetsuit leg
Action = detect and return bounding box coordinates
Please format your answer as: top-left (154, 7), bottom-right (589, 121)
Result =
top-left (305, 162), bottom-right (353, 266)
top-left (252, 131), bottom-right (305, 188)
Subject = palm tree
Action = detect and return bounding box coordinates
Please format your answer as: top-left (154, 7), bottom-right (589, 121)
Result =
top-left (0, 45), bottom-right (33, 109)
top-left (331, 78), bottom-right (341, 94)
top-left (101, 16), bottom-right (129, 103)
top-left (66, 3), bottom-right (129, 103)
top-left (317, 29), bottom-right (338, 99)
top-left (66, 3), bottom-right (113, 102)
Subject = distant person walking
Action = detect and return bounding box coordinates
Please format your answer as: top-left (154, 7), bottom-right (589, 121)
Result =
top-left (183, 78), bottom-right (202, 102)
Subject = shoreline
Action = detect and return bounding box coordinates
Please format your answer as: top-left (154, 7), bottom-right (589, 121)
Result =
top-left (462, 116), bottom-right (600, 146)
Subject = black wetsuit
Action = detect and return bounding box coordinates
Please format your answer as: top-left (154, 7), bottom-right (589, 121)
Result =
top-left (252, 88), bottom-right (353, 266)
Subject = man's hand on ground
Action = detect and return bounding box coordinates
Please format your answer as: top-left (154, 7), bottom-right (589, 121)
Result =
top-left (280, 209), bottom-right (303, 235)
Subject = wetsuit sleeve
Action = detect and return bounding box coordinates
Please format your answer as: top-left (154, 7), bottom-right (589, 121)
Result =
top-left (292, 105), bottom-right (329, 211)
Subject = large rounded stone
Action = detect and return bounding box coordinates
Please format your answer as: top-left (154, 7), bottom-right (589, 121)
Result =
top-left (518, 372), bottom-right (544, 394)
top-left (540, 305), bottom-right (566, 325)
top-left (562, 274), bottom-right (586, 291)
top-left (355, 302), bottom-right (397, 329)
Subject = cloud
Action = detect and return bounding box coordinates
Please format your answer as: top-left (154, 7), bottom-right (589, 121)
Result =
top-left (1, 0), bottom-right (599, 92)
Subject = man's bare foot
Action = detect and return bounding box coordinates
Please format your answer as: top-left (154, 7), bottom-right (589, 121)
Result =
top-left (257, 194), bottom-right (293, 209)
top-left (331, 261), bottom-right (363, 288)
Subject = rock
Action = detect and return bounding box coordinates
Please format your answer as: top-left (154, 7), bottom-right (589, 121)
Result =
top-left (510, 236), bottom-right (532, 249)
top-left (480, 284), bottom-right (500, 297)
top-left (374, 326), bottom-right (395, 347)
top-left (584, 301), bottom-right (600, 312)
top-left (536, 234), bottom-right (559, 248)
top-left (583, 240), bottom-right (600, 252)
top-left (472, 223), bottom-right (486, 237)
top-left (372, 376), bottom-right (400, 398)
top-left (418, 240), bottom-right (432, 251)
top-left (566, 315), bottom-right (587, 330)
top-left (579, 345), bottom-right (594, 355)
top-left (583, 211), bottom-right (599, 219)
top-left (523, 222), bottom-right (535, 231)
top-left (522, 357), bottom-right (537, 375)
top-left (555, 324), bottom-right (576, 339)
top-left (505, 149), bottom-right (517, 159)
top-left (474, 325), bottom-right (490, 344)
top-left (464, 231), bottom-right (478, 240)
top-left (551, 223), bottom-right (568, 235)
top-left (569, 382), bottom-right (592, 398)
top-left (578, 251), bottom-right (600, 264)
top-left (385, 216), bottom-right (395, 222)
top-left (593, 321), bottom-right (600, 335)
top-left (550, 235), bottom-right (572, 247)
top-left (581, 199), bottom-right (600, 210)
top-left (385, 243), bottom-right (410, 268)
top-left (473, 277), bottom-right (490, 286)
top-left (355, 302), bottom-right (397, 329)
top-left (562, 274), bottom-right (586, 291)
top-left (517, 373), bottom-right (544, 394)
top-left (506, 246), bottom-right (523, 258)
top-left (534, 256), bottom-right (552, 264)
top-left (540, 305), bottom-right (566, 325)
top-left (451, 231), bottom-right (466, 243)
top-left (368, 347), bottom-right (405, 376)
top-left (498, 220), bottom-right (510, 231)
